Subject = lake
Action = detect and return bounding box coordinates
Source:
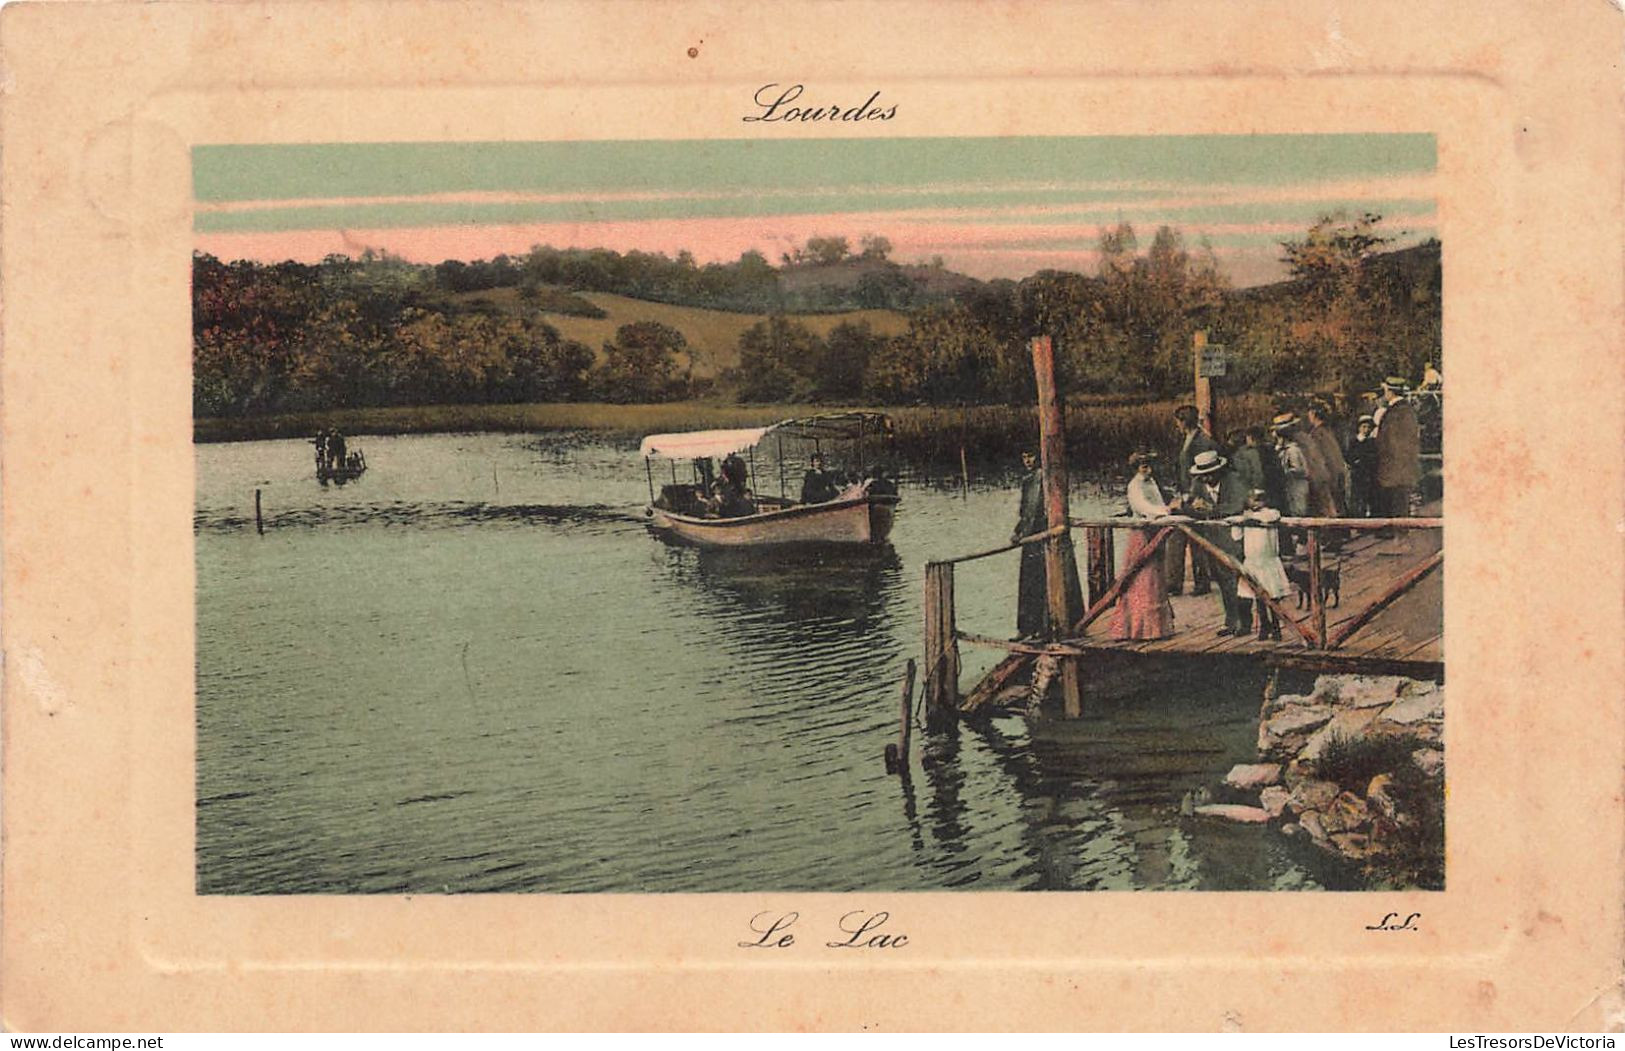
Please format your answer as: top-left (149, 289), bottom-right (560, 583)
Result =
top-left (194, 431), bottom-right (1342, 893)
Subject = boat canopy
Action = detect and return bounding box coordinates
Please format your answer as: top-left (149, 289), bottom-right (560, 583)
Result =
top-left (639, 413), bottom-right (892, 460)
top-left (639, 426), bottom-right (774, 460)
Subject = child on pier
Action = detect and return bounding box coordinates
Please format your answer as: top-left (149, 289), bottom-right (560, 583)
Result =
top-left (1233, 489), bottom-right (1291, 641)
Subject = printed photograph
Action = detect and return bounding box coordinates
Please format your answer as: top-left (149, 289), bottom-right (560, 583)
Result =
top-left (193, 135), bottom-right (1444, 894)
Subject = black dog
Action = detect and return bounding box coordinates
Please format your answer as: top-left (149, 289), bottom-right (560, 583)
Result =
top-left (1285, 560), bottom-right (1340, 609)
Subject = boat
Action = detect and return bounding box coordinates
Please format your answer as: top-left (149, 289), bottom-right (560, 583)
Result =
top-left (640, 412), bottom-right (900, 547)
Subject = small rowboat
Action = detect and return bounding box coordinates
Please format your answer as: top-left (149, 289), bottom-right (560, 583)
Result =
top-left (641, 413), bottom-right (899, 548)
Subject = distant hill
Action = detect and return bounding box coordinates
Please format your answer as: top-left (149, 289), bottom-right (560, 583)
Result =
top-left (776, 256), bottom-right (985, 310)
top-left (449, 286), bottom-right (910, 378)
top-left (1234, 239), bottom-right (1441, 308)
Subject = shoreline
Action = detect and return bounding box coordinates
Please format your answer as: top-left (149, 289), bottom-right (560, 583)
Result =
top-left (194, 395), bottom-right (1278, 468)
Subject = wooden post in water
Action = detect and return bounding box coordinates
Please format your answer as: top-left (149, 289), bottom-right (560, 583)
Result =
top-left (922, 562), bottom-right (960, 717)
top-left (888, 658), bottom-right (917, 774)
top-left (1031, 335), bottom-right (1084, 719)
top-left (254, 488), bottom-right (264, 536)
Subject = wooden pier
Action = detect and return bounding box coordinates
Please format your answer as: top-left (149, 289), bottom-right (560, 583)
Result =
top-left (921, 336), bottom-right (1444, 723)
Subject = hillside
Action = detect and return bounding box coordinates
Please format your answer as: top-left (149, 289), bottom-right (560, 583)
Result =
top-left (450, 287), bottom-right (910, 378)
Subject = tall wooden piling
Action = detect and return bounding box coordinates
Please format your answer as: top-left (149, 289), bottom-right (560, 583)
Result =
top-left (923, 561), bottom-right (960, 716)
top-left (1193, 329), bottom-right (1216, 437)
top-left (1031, 336), bottom-right (1084, 718)
top-left (254, 488), bottom-right (264, 536)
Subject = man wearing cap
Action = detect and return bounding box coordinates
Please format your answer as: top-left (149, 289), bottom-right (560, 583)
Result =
top-left (1346, 414), bottom-right (1379, 517)
top-left (1165, 405), bottom-right (1217, 596)
top-left (1374, 377), bottom-right (1421, 517)
top-left (1186, 449), bottom-right (1252, 636)
top-left (1271, 413), bottom-right (1311, 517)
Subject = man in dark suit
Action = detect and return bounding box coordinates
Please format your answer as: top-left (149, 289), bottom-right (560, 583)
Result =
top-left (1187, 449), bottom-right (1252, 636)
top-left (1374, 377), bottom-right (1422, 518)
top-left (1165, 405), bottom-right (1217, 596)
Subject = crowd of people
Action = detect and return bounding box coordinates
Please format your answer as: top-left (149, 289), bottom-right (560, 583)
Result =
top-left (1012, 376), bottom-right (1434, 643)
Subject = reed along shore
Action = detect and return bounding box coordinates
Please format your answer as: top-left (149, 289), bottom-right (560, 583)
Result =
top-left (194, 394), bottom-right (1278, 470)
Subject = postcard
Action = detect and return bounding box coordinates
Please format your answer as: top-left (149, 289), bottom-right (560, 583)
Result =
top-left (2, 0), bottom-right (1621, 1032)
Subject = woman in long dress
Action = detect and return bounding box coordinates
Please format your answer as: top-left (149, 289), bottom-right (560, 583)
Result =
top-left (1113, 452), bottom-right (1175, 640)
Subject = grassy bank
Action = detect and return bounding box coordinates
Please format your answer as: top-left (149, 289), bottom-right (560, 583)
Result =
top-left (195, 394), bottom-right (1280, 468)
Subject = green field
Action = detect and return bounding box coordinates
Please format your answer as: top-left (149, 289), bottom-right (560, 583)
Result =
top-left (454, 288), bottom-right (910, 377)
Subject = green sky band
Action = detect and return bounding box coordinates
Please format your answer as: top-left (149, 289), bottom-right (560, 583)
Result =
top-left (193, 135), bottom-right (1437, 207)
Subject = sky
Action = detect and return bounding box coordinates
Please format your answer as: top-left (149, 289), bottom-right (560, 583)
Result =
top-left (193, 135), bottom-right (1436, 288)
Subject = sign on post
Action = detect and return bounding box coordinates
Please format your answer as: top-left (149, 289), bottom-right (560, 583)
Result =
top-left (1198, 344), bottom-right (1228, 378)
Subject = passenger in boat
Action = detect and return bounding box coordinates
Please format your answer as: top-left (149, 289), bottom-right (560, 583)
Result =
top-left (1112, 451), bottom-right (1174, 641)
top-left (1011, 448), bottom-right (1083, 640)
top-left (868, 465), bottom-right (899, 497)
top-left (716, 452), bottom-right (756, 518)
top-left (800, 452), bottom-right (840, 504)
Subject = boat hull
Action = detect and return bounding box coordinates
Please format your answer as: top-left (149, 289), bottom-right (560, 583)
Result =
top-left (649, 495), bottom-right (898, 547)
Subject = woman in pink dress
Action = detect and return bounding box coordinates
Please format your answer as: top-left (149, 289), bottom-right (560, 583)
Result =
top-left (1113, 452), bottom-right (1175, 640)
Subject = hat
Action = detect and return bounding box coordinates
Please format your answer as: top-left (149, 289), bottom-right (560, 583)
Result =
top-left (1358, 413), bottom-right (1375, 425)
top-left (1270, 412), bottom-right (1299, 432)
top-left (1189, 450), bottom-right (1228, 476)
top-left (1127, 449), bottom-right (1159, 467)
top-left (1381, 375), bottom-right (1411, 391)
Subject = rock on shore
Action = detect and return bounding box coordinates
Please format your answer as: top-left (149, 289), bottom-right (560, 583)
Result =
top-left (1192, 673), bottom-right (1444, 888)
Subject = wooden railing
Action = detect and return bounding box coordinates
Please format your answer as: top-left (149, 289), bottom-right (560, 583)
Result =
top-left (922, 515), bottom-right (1442, 713)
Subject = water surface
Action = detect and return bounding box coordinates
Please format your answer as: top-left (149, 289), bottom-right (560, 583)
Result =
top-left (195, 431), bottom-right (1335, 893)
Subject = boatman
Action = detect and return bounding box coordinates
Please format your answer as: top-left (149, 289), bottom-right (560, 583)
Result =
top-left (800, 452), bottom-right (840, 504)
top-left (1011, 448), bottom-right (1083, 640)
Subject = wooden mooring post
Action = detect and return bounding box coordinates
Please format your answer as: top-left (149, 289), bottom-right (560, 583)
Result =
top-left (1031, 335), bottom-right (1085, 718)
top-left (255, 488), bottom-right (264, 536)
top-left (922, 561), bottom-right (960, 721)
top-left (885, 658), bottom-right (917, 774)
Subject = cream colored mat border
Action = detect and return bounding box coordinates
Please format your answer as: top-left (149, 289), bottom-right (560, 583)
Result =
top-left (2, 0), bottom-right (1621, 1031)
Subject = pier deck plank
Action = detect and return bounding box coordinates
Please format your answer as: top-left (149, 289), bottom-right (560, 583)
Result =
top-left (1048, 528), bottom-right (1441, 668)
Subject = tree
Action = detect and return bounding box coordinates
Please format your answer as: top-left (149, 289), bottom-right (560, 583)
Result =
top-left (1279, 212), bottom-right (1393, 393)
top-left (815, 322), bottom-right (886, 400)
top-left (803, 236), bottom-right (851, 266)
top-left (859, 234), bottom-right (893, 261)
top-left (595, 321), bottom-right (688, 402)
top-left (736, 317), bottom-right (826, 401)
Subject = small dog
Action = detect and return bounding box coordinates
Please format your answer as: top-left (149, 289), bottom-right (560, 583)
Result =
top-left (1285, 560), bottom-right (1341, 609)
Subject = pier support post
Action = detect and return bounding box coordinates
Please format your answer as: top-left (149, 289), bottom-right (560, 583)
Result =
top-left (923, 562), bottom-right (960, 718)
top-left (1031, 335), bottom-right (1084, 719)
top-left (1307, 527), bottom-right (1326, 647)
top-left (255, 488), bottom-right (264, 536)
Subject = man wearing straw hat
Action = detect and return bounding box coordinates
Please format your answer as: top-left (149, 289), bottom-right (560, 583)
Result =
top-left (1270, 412), bottom-right (1311, 517)
top-left (1186, 449), bottom-right (1252, 637)
top-left (1165, 405), bottom-right (1217, 597)
top-left (1374, 376), bottom-right (1422, 517)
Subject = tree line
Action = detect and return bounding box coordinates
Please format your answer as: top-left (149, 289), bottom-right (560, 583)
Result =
top-left (193, 214), bottom-right (1441, 417)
